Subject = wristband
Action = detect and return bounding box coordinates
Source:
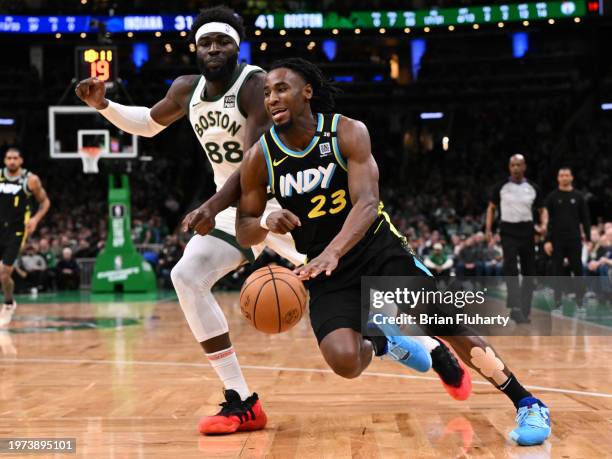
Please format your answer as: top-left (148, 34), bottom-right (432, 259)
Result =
top-left (259, 211), bottom-right (273, 230)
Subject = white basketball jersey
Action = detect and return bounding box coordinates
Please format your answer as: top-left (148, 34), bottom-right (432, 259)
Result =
top-left (187, 63), bottom-right (304, 266)
top-left (188, 63), bottom-right (262, 190)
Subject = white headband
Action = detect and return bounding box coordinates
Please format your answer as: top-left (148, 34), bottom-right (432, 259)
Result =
top-left (194, 22), bottom-right (240, 46)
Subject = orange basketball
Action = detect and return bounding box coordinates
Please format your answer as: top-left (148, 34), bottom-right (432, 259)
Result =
top-left (240, 265), bottom-right (307, 334)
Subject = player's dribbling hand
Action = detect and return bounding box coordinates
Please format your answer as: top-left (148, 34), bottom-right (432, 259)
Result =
top-left (294, 250), bottom-right (339, 280)
top-left (182, 205), bottom-right (216, 235)
top-left (266, 210), bottom-right (301, 234)
top-left (75, 77), bottom-right (109, 110)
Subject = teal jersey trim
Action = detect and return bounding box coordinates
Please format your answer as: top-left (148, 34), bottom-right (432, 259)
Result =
top-left (269, 113), bottom-right (323, 157)
top-left (260, 136), bottom-right (275, 193)
top-left (331, 113), bottom-right (348, 171)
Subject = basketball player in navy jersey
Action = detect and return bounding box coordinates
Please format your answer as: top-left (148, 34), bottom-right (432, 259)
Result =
top-left (0, 147), bottom-right (50, 327)
top-left (77, 6), bottom-right (443, 435)
top-left (234, 58), bottom-right (551, 446)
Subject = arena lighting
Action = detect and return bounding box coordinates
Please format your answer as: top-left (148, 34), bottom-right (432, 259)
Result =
top-left (55, 33), bottom-right (61, 38)
top-left (132, 43), bottom-right (149, 68)
top-left (442, 136), bottom-right (450, 151)
top-left (127, 32), bottom-right (134, 37)
top-left (322, 39), bottom-right (337, 61)
top-left (180, 31), bottom-right (187, 37)
top-left (411, 38), bottom-right (426, 80)
top-left (80, 32), bottom-right (86, 38)
top-left (254, 30), bottom-right (261, 36)
top-left (512, 32), bottom-right (529, 58)
top-left (420, 112), bottom-right (444, 119)
top-left (260, 42), bottom-right (267, 51)
top-left (332, 28), bottom-right (339, 34)
top-left (238, 41), bottom-right (251, 63)
top-left (285, 41), bottom-right (292, 47)
top-left (154, 31), bottom-right (161, 37)
top-left (279, 29), bottom-right (286, 35)
top-left (0, 118), bottom-right (15, 126)
top-left (304, 29), bottom-right (311, 35)
top-left (473, 24), bottom-right (480, 29)
top-left (354, 28), bottom-right (361, 34)
top-left (601, 103), bottom-right (612, 110)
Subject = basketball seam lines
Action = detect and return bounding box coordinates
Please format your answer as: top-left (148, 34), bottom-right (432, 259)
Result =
top-left (268, 265), bottom-right (282, 333)
top-left (251, 279), bottom-right (273, 331)
top-left (240, 270), bottom-right (296, 303)
top-left (274, 278), bottom-right (305, 319)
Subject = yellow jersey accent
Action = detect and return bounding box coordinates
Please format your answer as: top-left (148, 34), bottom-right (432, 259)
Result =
top-left (272, 156), bottom-right (289, 167)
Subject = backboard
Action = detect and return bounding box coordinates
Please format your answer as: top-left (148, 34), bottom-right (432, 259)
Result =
top-left (48, 105), bottom-right (138, 160)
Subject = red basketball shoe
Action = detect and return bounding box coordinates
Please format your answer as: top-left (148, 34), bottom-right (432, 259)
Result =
top-left (431, 337), bottom-right (472, 401)
top-left (198, 390), bottom-right (267, 435)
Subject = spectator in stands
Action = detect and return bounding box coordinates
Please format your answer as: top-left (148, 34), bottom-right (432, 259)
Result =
top-left (56, 247), bottom-right (80, 290)
top-left (456, 236), bottom-right (484, 276)
top-left (13, 245), bottom-right (48, 293)
top-left (38, 238), bottom-right (56, 290)
top-left (39, 238), bottom-right (56, 269)
top-left (424, 243), bottom-right (453, 277)
top-left (74, 238), bottom-right (95, 258)
top-left (484, 233), bottom-right (503, 276)
top-left (157, 234), bottom-right (182, 288)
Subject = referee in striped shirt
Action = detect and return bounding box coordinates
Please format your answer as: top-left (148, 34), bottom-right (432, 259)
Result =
top-left (486, 155), bottom-right (548, 323)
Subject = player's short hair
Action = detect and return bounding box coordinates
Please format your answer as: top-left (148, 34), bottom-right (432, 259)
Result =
top-left (558, 166), bottom-right (573, 173)
top-left (189, 6), bottom-right (245, 43)
top-left (270, 58), bottom-right (341, 113)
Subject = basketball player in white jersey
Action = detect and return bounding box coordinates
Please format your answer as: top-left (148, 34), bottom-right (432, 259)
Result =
top-left (76, 6), bottom-right (301, 434)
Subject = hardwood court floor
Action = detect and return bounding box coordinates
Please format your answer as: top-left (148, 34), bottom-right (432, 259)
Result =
top-left (0, 292), bottom-right (611, 458)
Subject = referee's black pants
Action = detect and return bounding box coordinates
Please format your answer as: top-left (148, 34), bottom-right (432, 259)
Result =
top-left (501, 234), bottom-right (536, 317)
top-left (551, 238), bottom-right (584, 304)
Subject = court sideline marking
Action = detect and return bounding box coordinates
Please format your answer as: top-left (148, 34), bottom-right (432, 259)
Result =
top-left (2, 357), bottom-right (611, 399)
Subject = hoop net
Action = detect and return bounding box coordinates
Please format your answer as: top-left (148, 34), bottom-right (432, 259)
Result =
top-left (79, 146), bottom-right (103, 174)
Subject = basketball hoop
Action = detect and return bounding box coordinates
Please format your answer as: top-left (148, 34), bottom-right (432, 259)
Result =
top-left (79, 146), bottom-right (103, 174)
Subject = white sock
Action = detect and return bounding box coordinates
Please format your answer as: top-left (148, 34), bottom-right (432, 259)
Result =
top-left (413, 336), bottom-right (440, 353)
top-left (206, 347), bottom-right (251, 400)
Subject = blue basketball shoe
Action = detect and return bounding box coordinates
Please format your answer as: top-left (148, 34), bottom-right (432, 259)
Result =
top-left (374, 321), bottom-right (432, 373)
top-left (509, 397), bottom-right (551, 446)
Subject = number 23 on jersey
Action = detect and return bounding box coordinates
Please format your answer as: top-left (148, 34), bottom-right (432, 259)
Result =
top-left (308, 189), bottom-right (347, 219)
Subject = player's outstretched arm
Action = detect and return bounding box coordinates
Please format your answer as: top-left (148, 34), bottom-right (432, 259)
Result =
top-left (295, 116), bottom-right (379, 279)
top-left (75, 75), bottom-right (198, 137)
top-left (235, 143), bottom-right (271, 247)
top-left (25, 174), bottom-right (50, 237)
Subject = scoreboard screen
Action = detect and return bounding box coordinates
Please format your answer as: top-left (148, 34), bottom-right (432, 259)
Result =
top-left (75, 46), bottom-right (117, 84)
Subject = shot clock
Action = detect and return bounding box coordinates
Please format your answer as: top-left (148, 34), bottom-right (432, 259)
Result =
top-left (75, 46), bottom-right (117, 87)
